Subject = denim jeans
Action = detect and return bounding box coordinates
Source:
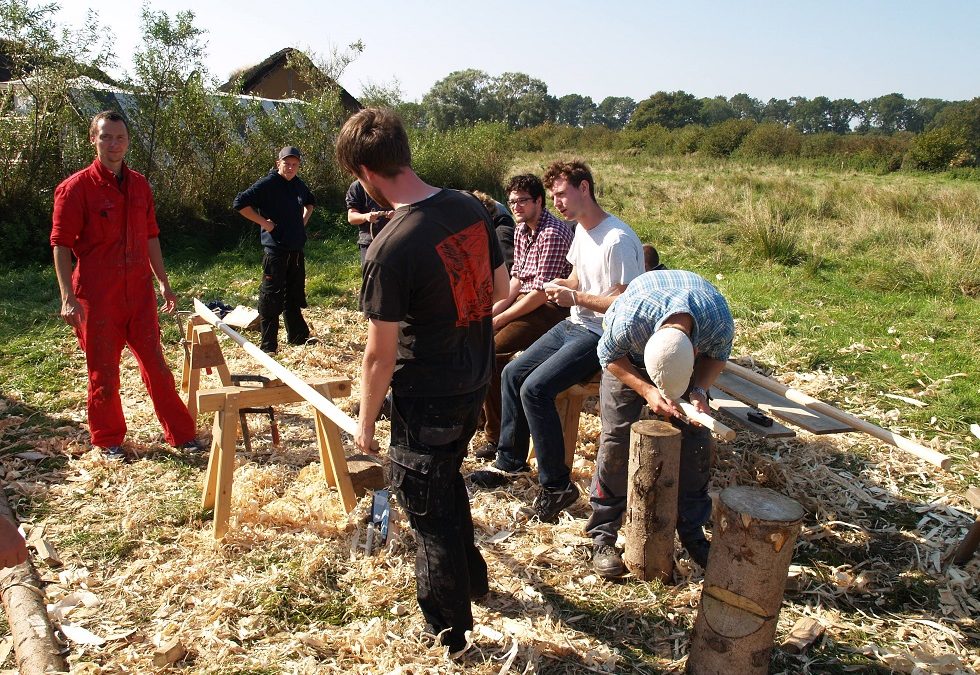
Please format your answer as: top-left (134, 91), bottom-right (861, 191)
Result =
top-left (495, 320), bottom-right (600, 489)
top-left (585, 369), bottom-right (712, 548)
top-left (387, 386), bottom-right (488, 650)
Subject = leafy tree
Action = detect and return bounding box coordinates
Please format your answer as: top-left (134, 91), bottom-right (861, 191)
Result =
top-left (699, 96), bottom-right (736, 126)
top-left (908, 98), bottom-right (950, 132)
top-left (0, 0), bottom-right (112, 259)
top-left (737, 122), bottom-right (802, 158)
top-left (762, 98), bottom-right (792, 126)
top-left (596, 96), bottom-right (635, 129)
top-left (130, 3), bottom-right (206, 180)
top-left (860, 93), bottom-right (914, 133)
top-left (629, 90), bottom-right (701, 130)
top-left (924, 97), bottom-right (980, 165)
top-left (729, 93), bottom-right (762, 121)
top-left (490, 72), bottom-right (552, 128)
top-left (555, 93), bottom-right (597, 127)
top-left (421, 68), bottom-right (493, 130)
top-left (699, 118), bottom-right (754, 156)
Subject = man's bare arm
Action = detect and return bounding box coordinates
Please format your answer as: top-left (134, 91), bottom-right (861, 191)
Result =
top-left (238, 205), bottom-right (275, 233)
top-left (53, 245), bottom-right (83, 329)
top-left (357, 319), bottom-right (399, 454)
top-left (147, 237), bottom-right (177, 313)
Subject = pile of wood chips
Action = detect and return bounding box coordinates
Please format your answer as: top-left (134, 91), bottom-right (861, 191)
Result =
top-left (0, 305), bottom-right (977, 674)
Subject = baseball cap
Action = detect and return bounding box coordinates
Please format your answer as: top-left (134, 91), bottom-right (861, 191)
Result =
top-left (278, 146), bottom-right (302, 161)
top-left (643, 327), bottom-right (695, 402)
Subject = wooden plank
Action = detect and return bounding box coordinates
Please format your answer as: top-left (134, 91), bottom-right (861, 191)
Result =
top-left (313, 382), bottom-right (356, 512)
top-left (201, 412), bottom-right (221, 510)
top-left (714, 371), bottom-right (854, 435)
top-left (213, 393), bottom-right (240, 539)
top-left (709, 388), bottom-right (796, 439)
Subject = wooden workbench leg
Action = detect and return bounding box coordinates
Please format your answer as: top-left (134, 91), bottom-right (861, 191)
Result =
top-left (562, 393), bottom-right (585, 469)
top-left (213, 393), bottom-right (240, 539)
top-left (201, 411), bottom-right (222, 510)
top-left (313, 384), bottom-right (356, 512)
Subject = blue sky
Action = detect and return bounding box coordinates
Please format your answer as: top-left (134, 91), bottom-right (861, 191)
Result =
top-left (56, 0), bottom-right (979, 103)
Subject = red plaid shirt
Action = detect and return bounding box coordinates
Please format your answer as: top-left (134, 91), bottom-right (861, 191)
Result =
top-left (512, 208), bottom-right (573, 292)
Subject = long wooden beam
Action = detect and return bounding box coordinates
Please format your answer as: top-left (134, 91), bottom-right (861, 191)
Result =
top-left (193, 299), bottom-right (360, 438)
top-left (724, 362), bottom-right (952, 471)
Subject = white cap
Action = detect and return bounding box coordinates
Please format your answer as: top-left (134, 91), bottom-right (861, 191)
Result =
top-left (643, 327), bottom-right (695, 402)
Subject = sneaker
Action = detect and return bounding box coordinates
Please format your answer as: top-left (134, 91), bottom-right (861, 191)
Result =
top-left (469, 462), bottom-right (531, 488)
top-left (180, 439), bottom-right (207, 454)
top-left (685, 539), bottom-right (710, 568)
top-left (100, 445), bottom-right (127, 460)
top-left (592, 543), bottom-right (626, 578)
top-left (532, 482), bottom-right (580, 522)
top-left (474, 441), bottom-right (497, 460)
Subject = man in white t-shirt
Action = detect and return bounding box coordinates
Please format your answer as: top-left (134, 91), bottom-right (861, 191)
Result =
top-left (471, 160), bottom-right (644, 523)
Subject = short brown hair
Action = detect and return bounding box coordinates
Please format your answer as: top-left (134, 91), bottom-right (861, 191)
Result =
top-left (335, 107), bottom-right (411, 178)
top-left (89, 110), bottom-right (128, 139)
top-left (543, 159), bottom-right (596, 203)
top-left (505, 174), bottom-right (545, 207)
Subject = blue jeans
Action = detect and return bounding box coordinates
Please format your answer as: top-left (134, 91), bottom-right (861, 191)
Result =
top-left (585, 369), bottom-right (712, 548)
top-left (387, 387), bottom-right (488, 651)
top-left (495, 320), bottom-right (600, 489)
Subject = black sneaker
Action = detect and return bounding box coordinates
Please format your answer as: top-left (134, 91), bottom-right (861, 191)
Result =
top-left (180, 439), bottom-right (207, 454)
top-left (685, 539), bottom-right (710, 568)
top-left (469, 463), bottom-right (531, 488)
top-left (532, 482), bottom-right (580, 522)
top-left (100, 445), bottom-right (127, 460)
top-left (592, 543), bottom-right (626, 578)
top-left (474, 441), bottom-right (497, 460)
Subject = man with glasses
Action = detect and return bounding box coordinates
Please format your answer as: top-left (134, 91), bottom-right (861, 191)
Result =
top-left (474, 174), bottom-right (573, 461)
top-left (471, 161), bottom-right (644, 525)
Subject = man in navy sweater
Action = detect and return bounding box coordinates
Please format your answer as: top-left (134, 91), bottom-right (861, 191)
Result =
top-left (234, 146), bottom-right (316, 353)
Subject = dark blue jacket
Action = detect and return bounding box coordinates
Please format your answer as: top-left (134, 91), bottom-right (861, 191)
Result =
top-left (233, 169), bottom-right (315, 252)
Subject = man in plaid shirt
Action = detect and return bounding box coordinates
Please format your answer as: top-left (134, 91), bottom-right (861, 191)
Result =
top-left (589, 269), bottom-right (735, 577)
top-left (476, 174), bottom-right (574, 460)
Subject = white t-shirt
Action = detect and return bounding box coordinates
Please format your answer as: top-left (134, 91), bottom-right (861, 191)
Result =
top-left (566, 214), bottom-right (644, 335)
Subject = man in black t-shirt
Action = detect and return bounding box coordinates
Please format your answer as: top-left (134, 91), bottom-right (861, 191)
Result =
top-left (336, 108), bottom-right (509, 656)
top-left (233, 146), bottom-right (316, 353)
top-left (345, 179), bottom-right (393, 266)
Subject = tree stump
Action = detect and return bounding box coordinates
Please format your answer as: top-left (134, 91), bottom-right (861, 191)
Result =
top-left (624, 420), bottom-right (681, 582)
top-left (687, 485), bottom-right (805, 674)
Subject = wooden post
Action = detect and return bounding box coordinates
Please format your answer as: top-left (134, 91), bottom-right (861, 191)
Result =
top-left (624, 420), bottom-right (681, 582)
top-left (687, 486), bottom-right (805, 675)
top-left (0, 490), bottom-right (68, 675)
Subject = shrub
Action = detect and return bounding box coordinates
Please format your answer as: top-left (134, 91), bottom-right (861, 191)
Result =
top-left (698, 119), bottom-right (756, 157)
top-left (904, 127), bottom-right (969, 170)
top-left (737, 123), bottom-right (802, 159)
top-left (671, 125), bottom-right (705, 154)
top-left (411, 122), bottom-right (512, 195)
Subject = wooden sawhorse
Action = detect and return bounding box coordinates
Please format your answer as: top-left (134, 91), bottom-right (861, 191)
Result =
top-left (196, 376), bottom-right (353, 539)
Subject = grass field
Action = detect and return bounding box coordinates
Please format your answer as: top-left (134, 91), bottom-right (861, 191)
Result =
top-left (0, 155), bottom-right (977, 673)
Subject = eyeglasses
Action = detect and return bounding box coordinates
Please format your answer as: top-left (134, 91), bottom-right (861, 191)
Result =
top-left (507, 196), bottom-right (534, 208)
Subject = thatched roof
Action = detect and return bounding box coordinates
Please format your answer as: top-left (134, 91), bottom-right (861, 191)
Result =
top-left (219, 47), bottom-right (361, 113)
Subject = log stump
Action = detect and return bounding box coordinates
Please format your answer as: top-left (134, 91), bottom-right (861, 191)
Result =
top-left (624, 420), bottom-right (681, 582)
top-left (687, 485), bottom-right (805, 675)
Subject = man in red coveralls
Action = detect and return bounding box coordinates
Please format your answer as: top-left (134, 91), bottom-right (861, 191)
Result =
top-left (51, 111), bottom-right (200, 459)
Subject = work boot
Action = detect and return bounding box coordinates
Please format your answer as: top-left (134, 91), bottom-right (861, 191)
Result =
top-left (685, 539), bottom-right (711, 569)
top-left (474, 441), bottom-right (497, 460)
top-left (592, 543), bottom-right (626, 578)
top-left (180, 439), bottom-right (207, 454)
top-left (532, 482), bottom-right (580, 522)
top-left (469, 462), bottom-right (531, 488)
top-left (100, 445), bottom-right (127, 460)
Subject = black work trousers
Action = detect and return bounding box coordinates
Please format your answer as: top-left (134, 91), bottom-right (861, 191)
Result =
top-left (387, 386), bottom-right (489, 651)
top-left (258, 250), bottom-right (309, 352)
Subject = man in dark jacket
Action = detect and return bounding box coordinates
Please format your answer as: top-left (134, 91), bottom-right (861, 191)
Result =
top-left (234, 146), bottom-right (316, 353)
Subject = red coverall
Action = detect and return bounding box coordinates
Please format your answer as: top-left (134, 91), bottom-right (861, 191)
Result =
top-left (51, 159), bottom-right (195, 448)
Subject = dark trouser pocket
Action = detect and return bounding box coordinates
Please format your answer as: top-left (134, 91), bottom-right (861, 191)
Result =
top-left (388, 445), bottom-right (438, 517)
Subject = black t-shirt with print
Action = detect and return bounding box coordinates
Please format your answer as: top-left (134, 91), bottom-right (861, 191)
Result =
top-left (360, 189), bottom-right (504, 397)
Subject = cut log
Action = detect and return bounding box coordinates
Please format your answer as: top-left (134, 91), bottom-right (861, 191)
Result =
top-left (347, 455), bottom-right (386, 497)
top-left (687, 486), bottom-right (805, 675)
top-left (0, 489), bottom-right (67, 675)
top-left (624, 420), bottom-right (681, 582)
top-left (724, 362), bottom-right (952, 470)
top-left (153, 638), bottom-right (187, 666)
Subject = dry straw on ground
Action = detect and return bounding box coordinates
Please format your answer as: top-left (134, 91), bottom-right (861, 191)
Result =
top-left (0, 305), bottom-right (977, 674)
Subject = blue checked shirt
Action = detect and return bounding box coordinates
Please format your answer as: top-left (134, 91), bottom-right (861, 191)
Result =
top-left (598, 270), bottom-right (735, 368)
